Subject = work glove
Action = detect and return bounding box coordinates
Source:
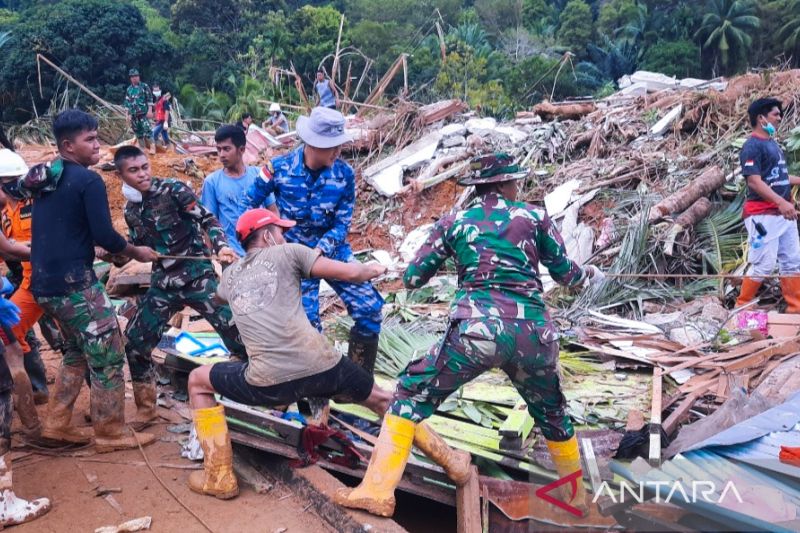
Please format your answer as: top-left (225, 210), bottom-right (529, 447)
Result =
top-left (0, 277), bottom-right (13, 297)
top-left (0, 298), bottom-right (21, 328)
top-left (584, 265), bottom-right (606, 287)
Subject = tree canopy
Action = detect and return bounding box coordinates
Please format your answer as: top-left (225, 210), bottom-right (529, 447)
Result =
top-left (0, 0), bottom-right (797, 123)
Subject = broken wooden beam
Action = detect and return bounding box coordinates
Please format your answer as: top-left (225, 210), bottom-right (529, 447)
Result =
top-left (649, 368), bottom-right (662, 467)
top-left (456, 466), bottom-right (481, 533)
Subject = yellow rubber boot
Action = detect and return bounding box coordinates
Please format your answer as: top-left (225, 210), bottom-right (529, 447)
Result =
top-left (545, 436), bottom-right (588, 517)
top-left (780, 277), bottom-right (800, 313)
top-left (188, 405), bottom-right (238, 499)
top-left (413, 422), bottom-right (472, 486)
top-left (736, 278), bottom-right (762, 307)
top-left (334, 414), bottom-right (415, 517)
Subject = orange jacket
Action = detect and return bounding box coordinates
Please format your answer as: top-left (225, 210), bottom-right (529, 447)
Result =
top-left (2, 198), bottom-right (33, 290)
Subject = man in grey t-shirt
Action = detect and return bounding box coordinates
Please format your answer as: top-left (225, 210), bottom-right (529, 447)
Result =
top-left (185, 208), bottom-right (391, 499)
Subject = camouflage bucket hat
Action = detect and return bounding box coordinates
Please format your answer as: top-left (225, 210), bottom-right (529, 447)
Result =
top-left (457, 152), bottom-right (528, 186)
top-left (128, 68), bottom-right (140, 77)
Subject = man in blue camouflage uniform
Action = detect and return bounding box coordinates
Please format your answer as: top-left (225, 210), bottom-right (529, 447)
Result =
top-left (123, 69), bottom-right (153, 150)
top-left (245, 107), bottom-right (383, 373)
top-left (114, 146), bottom-right (244, 430)
top-left (336, 153), bottom-right (605, 518)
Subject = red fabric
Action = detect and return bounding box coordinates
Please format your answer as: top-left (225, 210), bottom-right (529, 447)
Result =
top-left (0, 327), bottom-right (8, 346)
top-left (779, 446), bottom-right (800, 467)
top-left (743, 200), bottom-right (780, 219)
top-left (291, 423), bottom-right (365, 469)
top-left (155, 98), bottom-right (166, 122)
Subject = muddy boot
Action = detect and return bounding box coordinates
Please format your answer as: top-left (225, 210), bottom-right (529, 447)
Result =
top-left (780, 277), bottom-right (800, 313)
top-left (149, 140), bottom-right (157, 155)
top-left (0, 452), bottom-right (50, 527)
top-left (92, 384), bottom-right (155, 453)
top-left (130, 379), bottom-right (158, 431)
top-left (413, 422), bottom-right (472, 486)
top-left (41, 364), bottom-right (93, 445)
top-left (545, 436), bottom-right (589, 517)
top-left (736, 278), bottom-right (762, 307)
top-left (334, 414), bottom-right (415, 517)
top-left (23, 335), bottom-right (49, 403)
top-left (348, 328), bottom-right (379, 374)
top-left (188, 405), bottom-right (238, 499)
top-left (5, 344), bottom-right (41, 439)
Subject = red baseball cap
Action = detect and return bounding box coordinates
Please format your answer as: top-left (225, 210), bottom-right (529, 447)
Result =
top-left (235, 208), bottom-right (296, 243)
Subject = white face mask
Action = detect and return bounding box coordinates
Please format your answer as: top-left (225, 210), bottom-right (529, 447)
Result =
top-left (153, 91), bottom-right (162, 98)
top-left (122, 182), bottom-right (142, 203)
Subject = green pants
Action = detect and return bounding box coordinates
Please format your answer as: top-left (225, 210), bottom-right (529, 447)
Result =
top-left (125, 274), bottom-right (244, 382)
top-left (131, 116), bottom-right (151, 140)
top-left (36, 282), bottom-right (125, 390)
top-left (390, 317), bottom-right (574, 441)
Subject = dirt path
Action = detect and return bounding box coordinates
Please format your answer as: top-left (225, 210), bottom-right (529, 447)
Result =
top-left (9, 347), bottom-right (335, 533)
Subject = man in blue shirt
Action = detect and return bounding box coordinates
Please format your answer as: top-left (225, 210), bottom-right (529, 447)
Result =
top-left (245, 107), bottom-right (383, 374)
top-left (27, 109), bottom-right (158, 452)
top-left (201, 125), bottom-right (276, 256)
top-left (314, 70), bottom-right (338, 110)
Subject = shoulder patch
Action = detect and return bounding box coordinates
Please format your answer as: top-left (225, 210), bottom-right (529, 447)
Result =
top-left (259, 162), bottom-right (274, 182)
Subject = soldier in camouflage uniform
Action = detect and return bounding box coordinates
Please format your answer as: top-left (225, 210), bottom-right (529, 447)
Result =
top-left (123, 69), bottom-right (153, 149)
top-left (336, 153), bottom-right (605, 518)
top-left (114, 146), bottom-right (243, 430)
top-left (246, 106), bottom-right (384, 374)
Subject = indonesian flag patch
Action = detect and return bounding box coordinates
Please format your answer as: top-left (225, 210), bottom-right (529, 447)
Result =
top-left (259, 161), bottom-right (274, 182)
top-left (744, 160), bottom-right (755, 167)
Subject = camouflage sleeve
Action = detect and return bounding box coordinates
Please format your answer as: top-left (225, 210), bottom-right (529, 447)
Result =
top-left (536, 211), bottom-right (585, 287)
top-left (403, 215), bottom-right (453, 289)
top-left (124, 209), bottom-right (140, 245)
top-left (316, 166), bottom-right (355, 256)
top-left (245, 163), bottom-right (276, 209)
top-left (171, 180), bottom-right (229, 252)
top-left (123, 90), bottom-right (132, 113)
top-left (144, 84), bottom-right (153, 107)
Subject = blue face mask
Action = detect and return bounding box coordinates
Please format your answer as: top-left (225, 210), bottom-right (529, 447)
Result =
top-left (763, 121), bottom-right (777, 138)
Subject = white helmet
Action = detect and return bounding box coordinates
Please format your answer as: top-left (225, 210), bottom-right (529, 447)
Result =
top-left (0, 149), bottom-right (29, 178)
top-left (269, 103), bottom-right (281, 113)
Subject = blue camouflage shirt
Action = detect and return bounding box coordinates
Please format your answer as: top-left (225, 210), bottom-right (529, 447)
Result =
top-left (245, 145), bottom-right (356, 260)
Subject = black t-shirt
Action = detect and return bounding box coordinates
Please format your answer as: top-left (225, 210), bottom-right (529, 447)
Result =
top-left (31, 161), bottom-right (127, 297)
top-left (741, 135), bottom-right (791, 202)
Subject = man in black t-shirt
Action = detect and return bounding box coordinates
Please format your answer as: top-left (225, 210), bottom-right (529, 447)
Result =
top-left (736, 97), bottom-right (800, 311)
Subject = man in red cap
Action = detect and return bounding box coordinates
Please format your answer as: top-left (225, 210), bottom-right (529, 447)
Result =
top-left (184, 208), bottom-right (392, 499)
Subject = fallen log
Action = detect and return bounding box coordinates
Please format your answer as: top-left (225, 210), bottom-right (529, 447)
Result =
top-left (648, 166), bottom-right (725, 222)
top-left (531, 100), bottom-right (596, 121)
top-left (673, 197), bottom-right (712, 227)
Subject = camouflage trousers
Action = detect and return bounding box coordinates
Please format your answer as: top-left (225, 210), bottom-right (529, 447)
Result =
top-left (131, 116), bottom-right (151, 140)
top-left (125, 274), bottom-right (244, 382)
top-left (301, 277), bottom-right (383, 336)
top-left (36, 282), bottom-right (125, 390)
top-left (0, 390), bottom-right (11, 453)
top-left (390, 318), bottom-right (574, 442)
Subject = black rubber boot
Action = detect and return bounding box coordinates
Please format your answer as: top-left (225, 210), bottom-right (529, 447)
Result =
top-left (348, 328), bottom-right (379, 375)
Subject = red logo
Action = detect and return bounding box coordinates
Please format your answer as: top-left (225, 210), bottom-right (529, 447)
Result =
top-left (535, 469), bottom-right (584, 517)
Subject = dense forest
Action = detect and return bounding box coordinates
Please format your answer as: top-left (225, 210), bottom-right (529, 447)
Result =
top-left (0, 0), bottom-right (799, 123)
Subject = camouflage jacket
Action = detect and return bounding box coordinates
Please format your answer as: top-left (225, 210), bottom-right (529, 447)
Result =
top-left (124, 83), bottom-right (152, 117)
top-left (404, 193), bottom-right (586, 325)
top-left (245, 145), bottom-right (355, 261)
top-left (125, 178), bottom-right (228, 289)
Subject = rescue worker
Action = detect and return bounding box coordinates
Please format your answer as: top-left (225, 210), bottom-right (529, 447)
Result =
top-left (201, 125), bottom-right (277, 257)
top-left (0, 288), bottom-right (51, 526)
top-left (736, 97), bottom-right (800, 310)
top-left (114, 146), bottom-right (244, 429)
top-left (335, 153), bottom-right (605, 517)
top-left (0, 149), bottom-right (52, 438)
top-left (26, 109), bottom-right (158, 452)
top-left (263, 103), bottom-right (289, 136)
top-left (185, 208), bottom-right (392, 499)
top-left (123, 68), bottom-right (154, 150)
top-left (246, 107), bottom-right (384, 374)
top-left (314, 70), bottom-right (338, 110)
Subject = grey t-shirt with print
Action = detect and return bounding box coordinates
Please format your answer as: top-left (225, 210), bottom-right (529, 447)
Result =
top-left (219, 243), bottom-right (341, 386)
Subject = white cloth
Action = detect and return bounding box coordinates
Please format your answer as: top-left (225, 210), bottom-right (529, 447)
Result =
top-left (744, 214), bottom-right (800, 278)
top-left (121, 183), bottom-right (142, 203)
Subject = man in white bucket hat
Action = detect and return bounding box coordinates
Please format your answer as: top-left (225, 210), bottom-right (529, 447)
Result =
top-left (263, 103), bottom-right (289, 136)
top-left (246, 107), bottom-right (384, 378)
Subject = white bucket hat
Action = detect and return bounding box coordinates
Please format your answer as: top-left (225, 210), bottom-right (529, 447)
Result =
top-left (0, 149), bottom-right (29, 178)
top-left (296, 107), bottom-right (352, 149)
top-left (269, 103), bottom-right (281, 113)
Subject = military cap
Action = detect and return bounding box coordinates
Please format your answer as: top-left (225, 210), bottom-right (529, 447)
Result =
top-left (457, 152), bottom-right (528, 186)
top-left (128, 68), bottom-right (140, 77)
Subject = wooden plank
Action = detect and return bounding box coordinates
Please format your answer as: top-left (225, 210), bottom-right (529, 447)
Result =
top-left (498, 400), bottom-right (533, 439)
top-left (456, 466), bottom-right (481, 533)
top-left (580, 438), bottom-right (602, 492)
top-left (663, 390), bottom-right (704, 436)
top-left (722, 341), bottom-right (800, 372)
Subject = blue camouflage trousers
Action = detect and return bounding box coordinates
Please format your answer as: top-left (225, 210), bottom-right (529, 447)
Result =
top-left (390, 317), bottom-right (574, 442)
top-left (301, 277), bottom-right (384, 336)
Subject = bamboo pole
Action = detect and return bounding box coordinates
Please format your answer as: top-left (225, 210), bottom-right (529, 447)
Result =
top-left (36, 54), bottom-right (126, 118)
top-left (332, 14), bottom-right (345, 82)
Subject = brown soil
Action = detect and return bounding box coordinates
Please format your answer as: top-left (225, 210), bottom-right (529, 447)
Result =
top-left (10, 343), bottom-right (335, 533)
